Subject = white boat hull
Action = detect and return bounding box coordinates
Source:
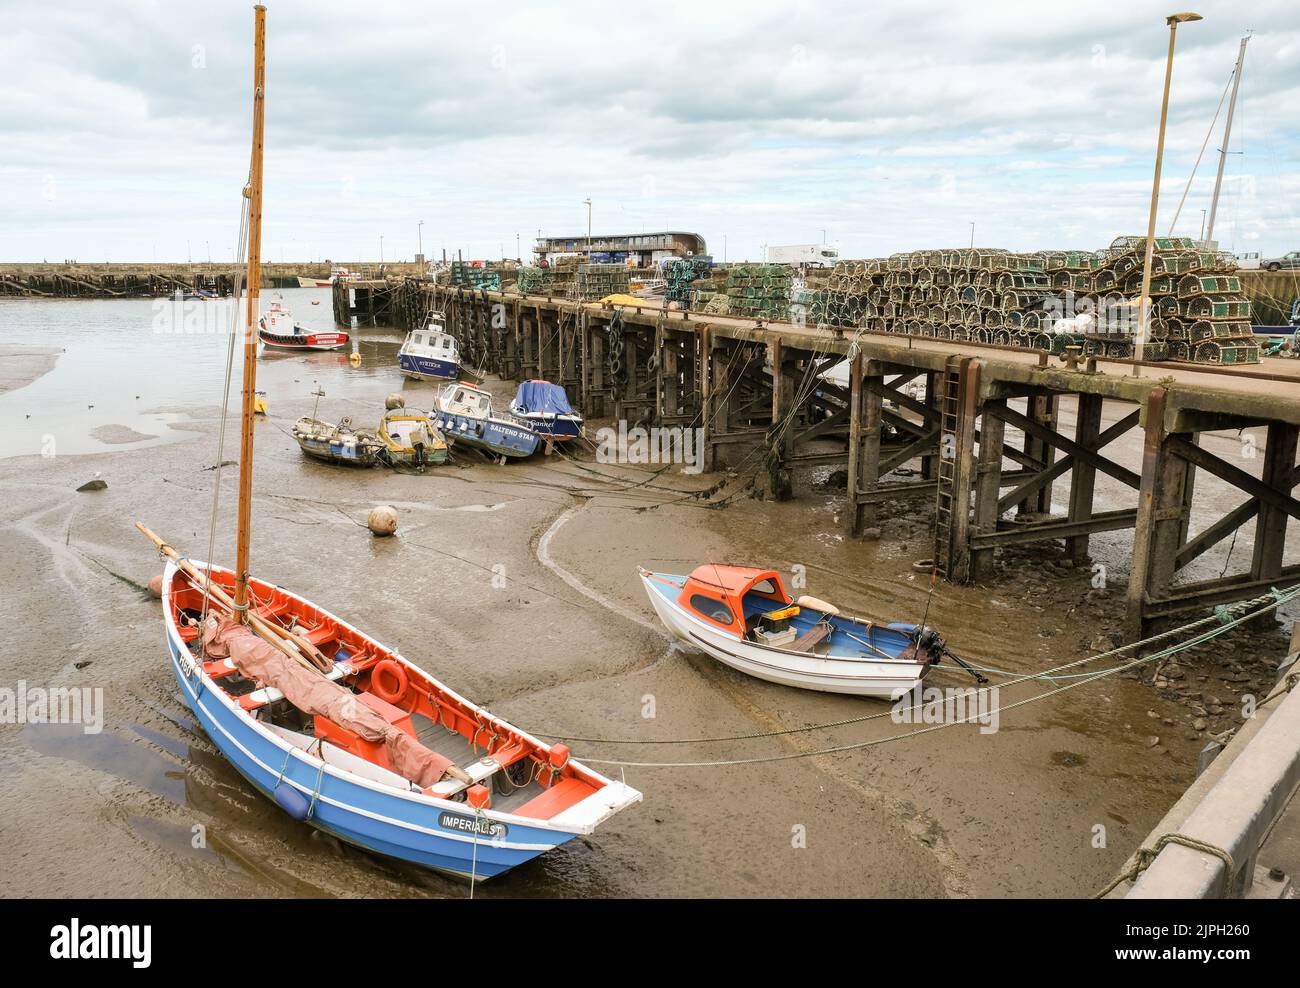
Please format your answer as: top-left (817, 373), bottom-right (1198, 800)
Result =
top-left (639, 573), bottom-right (926, 698)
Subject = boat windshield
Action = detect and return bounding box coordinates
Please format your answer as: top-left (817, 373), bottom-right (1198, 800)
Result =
top-left (445, 386), bottom-right (489, 416)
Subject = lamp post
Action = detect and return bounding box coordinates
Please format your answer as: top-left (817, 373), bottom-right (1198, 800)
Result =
top-left (584, 198), bottom-right (592, 259)
top-left (969, 222), bottom-right (975, 248)
top-left (1134, 11), bottom-right (1202, 377)
top-left (417, 220), bottom-right (424, 260)
top-left (379, 235), bottom-right (384, 264)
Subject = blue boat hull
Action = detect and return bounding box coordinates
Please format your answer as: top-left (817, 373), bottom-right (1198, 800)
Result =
top-left (435, 410), bottom-right (540, 458)
top-left (513, 411), bottom-right (583, 442)
top-left (399, 353), bottom-right (460, 381)
top-left (164, 618), bottom-right (570, 879)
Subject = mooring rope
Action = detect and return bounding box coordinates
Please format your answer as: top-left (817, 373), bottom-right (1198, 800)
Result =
top-left (1093, 833), bottom-right (1238, 899)
top-left (542, 584), bottom-right (1300, 766)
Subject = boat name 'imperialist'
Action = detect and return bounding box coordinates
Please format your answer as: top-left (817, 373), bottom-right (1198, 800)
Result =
top-left (439, 811), bottom-right (509, 839)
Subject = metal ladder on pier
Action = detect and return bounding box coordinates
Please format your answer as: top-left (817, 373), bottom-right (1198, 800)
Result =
top-left (932, 355), bottom-right (964, 580)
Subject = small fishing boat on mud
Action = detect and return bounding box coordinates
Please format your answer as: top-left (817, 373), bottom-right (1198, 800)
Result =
top-left (378, 402), bottom-right (449, 469)
top-left (398, 314), bottom-right (462, 381)
top-left (434, 382), bottom-right (541, 461)
top-left (509, 380), bottom-right (584, 443)
top-left (144, 548), bottom-right (640, 879)
top-left (291, 416), bottom-right (384, 467)
top-left (259, 299), bottom-right (349, 351)
top-left (138, 6), bottom-right (641, 882)
top-left (638, 565), bottom-right (966, 698)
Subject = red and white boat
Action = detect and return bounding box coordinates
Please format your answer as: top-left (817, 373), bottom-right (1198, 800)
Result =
top-left (258, 299), bottom-right (349, 351)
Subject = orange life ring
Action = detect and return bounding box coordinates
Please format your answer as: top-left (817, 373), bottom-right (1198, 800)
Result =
top-left (371, 659), bottom-right (409, 705)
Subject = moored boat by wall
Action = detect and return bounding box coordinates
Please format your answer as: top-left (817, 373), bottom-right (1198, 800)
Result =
top-left (434, 382), bottom-right (540, 461)
top-left (397, 314), bottom-right (461, 381)
top-left (510, 379), bottom-right (584, 442)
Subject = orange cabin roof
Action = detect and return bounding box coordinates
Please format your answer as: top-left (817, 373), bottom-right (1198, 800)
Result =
top-left (685, 565), bottom-right (787, 599)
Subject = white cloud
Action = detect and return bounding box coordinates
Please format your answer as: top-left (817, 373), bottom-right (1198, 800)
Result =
top-left (2, 0), bottom-right (1297, 262)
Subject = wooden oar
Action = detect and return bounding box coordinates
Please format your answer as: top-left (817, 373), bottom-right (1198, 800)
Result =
top-left (136, 522), bottom-right (333, 673)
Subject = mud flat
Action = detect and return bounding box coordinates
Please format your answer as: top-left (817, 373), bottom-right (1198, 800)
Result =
top-left (4, 363), bottom-right (1279, 899)
top-left (0, 345), bottom-right (60, 394)
top-left (91, 424), bottom-right (160, 445)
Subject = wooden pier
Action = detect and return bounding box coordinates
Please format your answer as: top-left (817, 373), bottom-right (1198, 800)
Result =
top-left (336, 276), bottom-right (1300, 641)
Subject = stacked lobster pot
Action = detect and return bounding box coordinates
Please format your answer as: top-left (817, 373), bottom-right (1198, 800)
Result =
top-left (796, 238), bottom-right (1258, 365)
top-left (664, 256), bottom-right (714, 309)
top-left (447, 261), bottom-right (501, 291)
top-left (805, 259), bottom-right (884, 328)
top-left (517, 265), bottom-right (575, 297)
top-left (1118, 238), bottom-right (1257, 365)
top-left (722, 263), bottom-right (793, 320)
top-left (569, 263), bottom-right (630, 302)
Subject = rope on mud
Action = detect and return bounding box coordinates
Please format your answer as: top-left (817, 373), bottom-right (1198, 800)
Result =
top-left (546, 584), bottom-right (1300, 763)
top-left (1093, 833), bottom-right (1237, 899)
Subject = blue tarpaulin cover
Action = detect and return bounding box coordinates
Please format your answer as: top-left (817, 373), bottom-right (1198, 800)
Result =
top-left (514, 380), bottom-right (575, 416)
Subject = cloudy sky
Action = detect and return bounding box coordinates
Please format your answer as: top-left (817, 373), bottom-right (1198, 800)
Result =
top-left (3, 0), bottom-right (1298, 264)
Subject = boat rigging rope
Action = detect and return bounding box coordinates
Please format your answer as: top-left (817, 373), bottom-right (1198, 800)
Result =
top-left (532, 583), bottom-right (1300, 750)
top-left (197, 188), bottom-right (252, 646)
top-left (567, 585), bottom-right (1299, 768)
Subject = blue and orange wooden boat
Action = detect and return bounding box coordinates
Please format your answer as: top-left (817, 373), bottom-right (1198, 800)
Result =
top-left (137, 5), bottom-right (639, 883)
top-left (144, 554), bottom-right (640, 880)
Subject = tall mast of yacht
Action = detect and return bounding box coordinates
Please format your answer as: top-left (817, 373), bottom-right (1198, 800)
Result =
top-left (234, 3), bottom-right (267, 616)
top-left (1205, 34), bottom-right (1248, 245)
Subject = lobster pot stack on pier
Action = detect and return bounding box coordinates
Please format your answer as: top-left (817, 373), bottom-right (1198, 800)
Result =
top-left (568, 263), bottom-right (629, 301)
top-left (721, 263), bottom-right (793, 320)
top-left (664, 256), bottom-right (713, 309)
top-left (797, 240), bottom-right (1258, 366)
top-left (806, 259), bottom-right (883, 329)
top-left (1110, 237), bottom-right (1258, 365)
top-left (446, 261), bottom-right (501, 291)
top-left (517, 265), bottom-right (575, 297)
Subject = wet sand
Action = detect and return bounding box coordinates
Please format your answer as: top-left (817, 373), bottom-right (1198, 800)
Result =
top-left (0, 356), bottom-right (1291, 898)
top-left (0, 345), bottom-right (60, 394)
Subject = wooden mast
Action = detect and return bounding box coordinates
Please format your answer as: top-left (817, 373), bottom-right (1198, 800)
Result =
top-left (233, 3), bottom-right (267, 617)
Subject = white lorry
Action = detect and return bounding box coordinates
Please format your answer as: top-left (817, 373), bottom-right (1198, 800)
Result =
top-left (767, 244), bottom-right (840, 268)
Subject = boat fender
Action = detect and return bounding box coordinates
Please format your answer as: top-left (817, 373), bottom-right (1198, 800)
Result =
top-left (371, 659), bottom-right (409, 705)
top-left (274, 781), bottom-right (312, 821)
top-left (466, 784), bottom-right (491, 810)
top-left (794, 595), bottom-right (839, 616)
